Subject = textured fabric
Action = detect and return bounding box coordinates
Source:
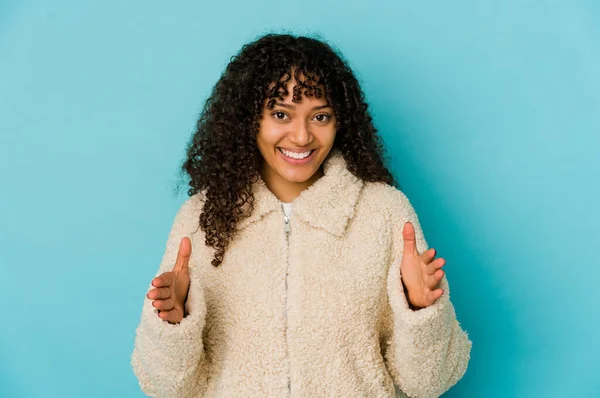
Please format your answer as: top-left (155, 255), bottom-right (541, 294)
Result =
top-left (131, 148), bottom-right (473, 397)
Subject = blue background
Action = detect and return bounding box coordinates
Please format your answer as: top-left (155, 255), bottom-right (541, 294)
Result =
top-left (1, 0), bottom-right (598, 396)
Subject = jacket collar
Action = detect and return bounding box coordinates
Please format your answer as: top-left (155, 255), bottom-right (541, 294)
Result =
top-left (236, 148), bottom-right (365, 237)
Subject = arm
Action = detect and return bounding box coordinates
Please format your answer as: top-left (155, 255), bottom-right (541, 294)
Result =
top-left (130, 195), bottom-right (210, 398)
top-left (380, 188), bottom-right (473, 398)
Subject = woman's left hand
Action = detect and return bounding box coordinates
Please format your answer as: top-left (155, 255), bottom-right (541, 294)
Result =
top-left (399, 222), bottom-right (446, 310)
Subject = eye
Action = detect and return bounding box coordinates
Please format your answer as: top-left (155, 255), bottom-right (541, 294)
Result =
top-left (314, 113), bottom-right (331, 122)
top-left (272, 111), bottom-right (289, 120)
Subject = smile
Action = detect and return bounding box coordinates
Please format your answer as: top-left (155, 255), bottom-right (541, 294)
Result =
top-left (277, 147), bottom-right (317, 164)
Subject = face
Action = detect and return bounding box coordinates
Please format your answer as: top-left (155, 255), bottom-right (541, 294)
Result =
top-left (256, 77), bottom-right (337, 194)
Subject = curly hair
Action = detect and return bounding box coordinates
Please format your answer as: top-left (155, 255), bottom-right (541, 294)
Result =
top-left (178, 32), bottom-right (398, 267)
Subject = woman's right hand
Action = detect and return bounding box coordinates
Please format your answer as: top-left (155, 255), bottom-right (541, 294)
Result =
top-left (146, 237), bottom-right (192, 324)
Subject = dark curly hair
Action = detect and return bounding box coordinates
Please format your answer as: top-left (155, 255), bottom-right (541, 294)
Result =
top-left (177, 32), bottom-right (398, 267)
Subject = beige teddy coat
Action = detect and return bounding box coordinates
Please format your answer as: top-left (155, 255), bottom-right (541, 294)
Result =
top-left (130, 148), bottom-right (473, 397)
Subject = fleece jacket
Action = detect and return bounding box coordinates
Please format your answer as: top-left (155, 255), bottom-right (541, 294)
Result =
top-left (130, 148), bottom-right (473, 397)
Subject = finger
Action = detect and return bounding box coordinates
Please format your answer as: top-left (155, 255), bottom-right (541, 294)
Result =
top-left (173, 237), bottom-right (192, 273)
top-left (427, 288), bottom-right (444, 304)
top-left (426, 257), bottom-right (445, 275)
top-left (147, 287), bottom-right (170, 300)
top-left (152, 297), bottom-right (175, 311)
top-left (427, 269), bottom-right (445, 289)
top-left (158, 308), bottom-right (182, 324)
top-left (157, 310), bottom-right (168, 321)
top-left (421, 248), bottom-right (436, 264)
top-left (157, 309), bottom-right (173, 322)
top-left (402, 222), bottom-right (418, 256)
top-left (152, 272), bottom-right (173, 288)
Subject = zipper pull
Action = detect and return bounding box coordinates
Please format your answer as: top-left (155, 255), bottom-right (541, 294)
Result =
top-left (284, 215), bottom-right (291, 235)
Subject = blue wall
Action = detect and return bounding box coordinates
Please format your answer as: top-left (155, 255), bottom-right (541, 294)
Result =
top-left (1, 1), bottom-right (598, 396)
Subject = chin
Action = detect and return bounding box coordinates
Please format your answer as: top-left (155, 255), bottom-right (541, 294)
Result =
top-left (279, 169), bottom-right (316, 183)
top-left (278, 166), bottom-right (317, 183)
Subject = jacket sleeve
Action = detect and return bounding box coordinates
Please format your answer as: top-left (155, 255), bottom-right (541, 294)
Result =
top-left (380, 188), bottom-right (473, 398)
top-left (130, 195), bottom-right (210, 398)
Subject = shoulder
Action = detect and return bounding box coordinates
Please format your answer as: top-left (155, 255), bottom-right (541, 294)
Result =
top-left (170, 190), bottom-right (207, 232)
top-left (176, 187), bottom-right (208, 216)
top-left (361, 181), bottom-right (415, 220)
top-left (180, 189), bottom-right (207, 215)
top-left (363, 181), bottom-right (429, 253)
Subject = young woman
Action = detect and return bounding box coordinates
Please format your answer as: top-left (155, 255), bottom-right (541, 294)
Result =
top-left (131, 33), bottom-right (472, 397)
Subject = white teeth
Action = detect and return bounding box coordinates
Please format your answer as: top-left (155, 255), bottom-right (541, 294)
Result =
top-left (279, 148), bottom-right (312, 159)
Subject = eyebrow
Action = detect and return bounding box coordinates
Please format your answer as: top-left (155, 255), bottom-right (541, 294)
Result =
top-left (274, 101), bottom-right (331, 110)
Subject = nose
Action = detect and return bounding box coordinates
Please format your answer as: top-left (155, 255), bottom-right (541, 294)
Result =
top-left (289, 119), bottom-right (312, 147)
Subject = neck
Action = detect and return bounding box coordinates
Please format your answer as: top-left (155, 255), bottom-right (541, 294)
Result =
top-left (260, 165), bottom-right (324, 203)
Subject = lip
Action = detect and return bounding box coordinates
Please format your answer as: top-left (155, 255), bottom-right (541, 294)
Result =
top-left (277, 147), bottom-right (316, 165)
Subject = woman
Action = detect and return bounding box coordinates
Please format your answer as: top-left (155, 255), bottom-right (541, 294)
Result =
top-left (131, 33), bottom-right (472, 397)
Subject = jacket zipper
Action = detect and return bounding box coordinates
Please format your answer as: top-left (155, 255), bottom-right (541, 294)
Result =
top-left (283, 210), bottom-right (291, 396)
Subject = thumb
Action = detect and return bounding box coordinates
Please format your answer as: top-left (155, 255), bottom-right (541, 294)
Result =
top-left (173, 236), bottom-right (192, 274)
top-left (402, 222), bottom-right (418, 257)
